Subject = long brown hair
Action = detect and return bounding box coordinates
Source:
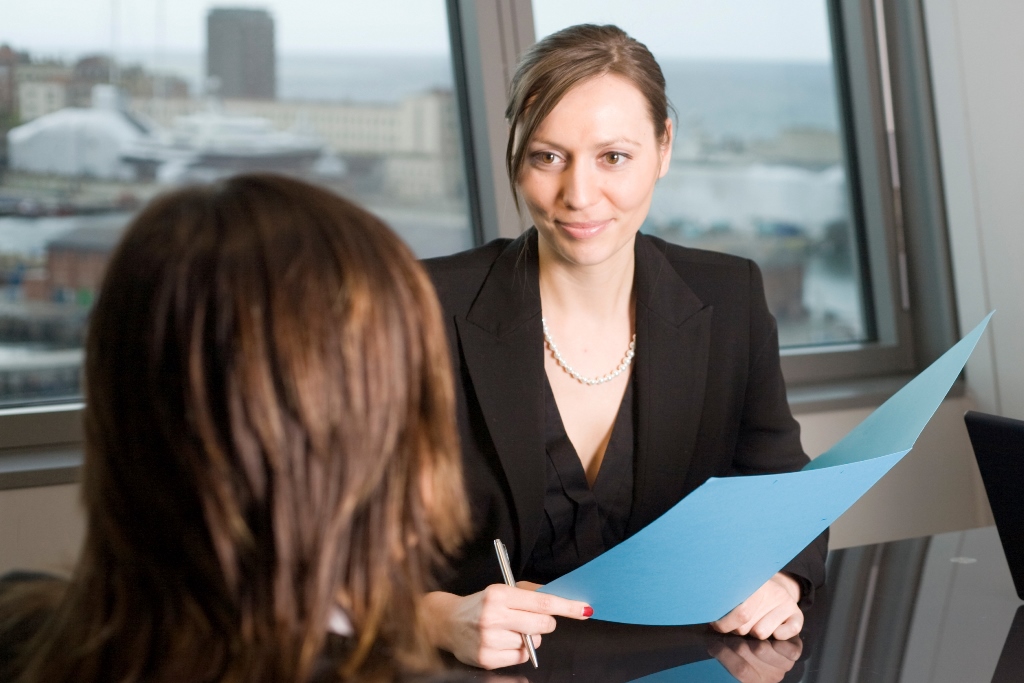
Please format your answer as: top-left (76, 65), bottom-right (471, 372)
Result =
top-left (8, 174), bottom-right (468, 682)
top-left (506, 24), bottom-right (673, 206)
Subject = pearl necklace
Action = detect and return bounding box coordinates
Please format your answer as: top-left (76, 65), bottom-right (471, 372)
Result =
top-left (542, 317), bottom-right (636, 386)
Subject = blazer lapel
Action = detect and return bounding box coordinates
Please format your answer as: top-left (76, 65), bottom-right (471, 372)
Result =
top-left (628, 235), bottom-right (713, 535)
top-left (455, 231), bottom-right (547, 571)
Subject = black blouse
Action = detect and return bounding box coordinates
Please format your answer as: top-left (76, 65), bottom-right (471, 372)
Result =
top-left (522, 373), bottom-right (636, 584)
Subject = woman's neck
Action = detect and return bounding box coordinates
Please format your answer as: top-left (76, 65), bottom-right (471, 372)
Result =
top-left (537, 235), bottom-right (636, 325)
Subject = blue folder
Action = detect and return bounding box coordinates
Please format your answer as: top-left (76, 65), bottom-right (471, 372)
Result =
top-left (538, 313), bottom-right (993, 625)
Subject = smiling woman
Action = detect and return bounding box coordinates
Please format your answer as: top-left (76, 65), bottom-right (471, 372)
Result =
top-left (420, 24), bottom-right (827, 671)
top-left (518, 73), bottom-right (671, 269)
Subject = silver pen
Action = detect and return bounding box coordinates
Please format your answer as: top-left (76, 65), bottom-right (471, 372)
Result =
top-left (493, 538), bottom-right (539, 668)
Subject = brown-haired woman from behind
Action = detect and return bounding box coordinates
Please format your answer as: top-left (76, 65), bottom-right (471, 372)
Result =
top-left (0, 174), bottom-right (470, 682)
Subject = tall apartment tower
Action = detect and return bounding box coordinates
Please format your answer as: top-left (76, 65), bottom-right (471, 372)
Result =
top-left (206, 8), bottom-right (276, 99)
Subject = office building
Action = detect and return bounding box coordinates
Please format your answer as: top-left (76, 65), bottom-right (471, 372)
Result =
top-left (206, 8), bottom-right (276, 100)
top-left (0, 46), bottom-right (18, 118)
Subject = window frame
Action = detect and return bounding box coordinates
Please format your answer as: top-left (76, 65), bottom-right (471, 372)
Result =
top-left (447, 0), bottom-right (534, 244)
top-left (780, 0), bottom-right (920, 386)
top-left (0, 402), bottom-right (82, 488)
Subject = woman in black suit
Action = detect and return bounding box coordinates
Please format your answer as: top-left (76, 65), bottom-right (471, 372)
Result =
top-left (420, 24), bottom-right (827, 670)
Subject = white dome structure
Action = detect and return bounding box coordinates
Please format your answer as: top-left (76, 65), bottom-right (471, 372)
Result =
top-left (7, 85), bottom-right (150, 180)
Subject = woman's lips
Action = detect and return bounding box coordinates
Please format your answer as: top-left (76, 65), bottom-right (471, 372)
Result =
top-left (557, 220), bottom-right (610, 239)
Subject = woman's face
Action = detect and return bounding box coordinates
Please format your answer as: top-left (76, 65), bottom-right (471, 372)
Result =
top-left (518, 73), bottom-right (672, 269)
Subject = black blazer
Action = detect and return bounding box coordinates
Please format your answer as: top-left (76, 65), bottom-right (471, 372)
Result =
top-left (425, 229), bottom-right (828, 603)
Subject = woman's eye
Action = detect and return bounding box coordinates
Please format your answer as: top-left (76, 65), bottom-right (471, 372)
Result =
top-left (605, 152), bottom-right (624, 164)
top-left (530, 151), bottom-right (559, 166)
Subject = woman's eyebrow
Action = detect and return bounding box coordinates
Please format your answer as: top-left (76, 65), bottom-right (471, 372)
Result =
top-left (527, 138), bottom-right (567, 150)
top-left (594, 137), bottom-right (642, 148)
top-left (528, 137), bottom-right (643, 149)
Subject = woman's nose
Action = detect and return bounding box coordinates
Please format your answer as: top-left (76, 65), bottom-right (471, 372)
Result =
top-left (561, 162), bottom-right (598, 210)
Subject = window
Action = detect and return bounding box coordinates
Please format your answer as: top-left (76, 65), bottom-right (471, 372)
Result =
top-left (452, 0), bottom-right (956, 390)
top-left (0, 0), bottom-right (473, 408)
top-left (1, 1), bottom-right (476, 477)
top-left (0, 0), bottom-right (960, 483)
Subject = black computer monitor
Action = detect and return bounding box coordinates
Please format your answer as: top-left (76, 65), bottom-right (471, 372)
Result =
top-left (965, 411), bottom-right (1024, 601)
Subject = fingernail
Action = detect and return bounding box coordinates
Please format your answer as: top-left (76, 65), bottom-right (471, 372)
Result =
top-left (582, 606), bottom-right (594, 618)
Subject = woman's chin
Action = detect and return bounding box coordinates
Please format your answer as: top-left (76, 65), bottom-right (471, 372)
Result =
top-left (543, 230), bottom-right (635, 269)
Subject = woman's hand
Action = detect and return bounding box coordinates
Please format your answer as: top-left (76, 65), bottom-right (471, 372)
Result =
top-left (709, 634), bottom-right (803, 683)
top-left (710, 573), bottom-right (803, 640)
top-left (420, 586), bottom-right (593, 669)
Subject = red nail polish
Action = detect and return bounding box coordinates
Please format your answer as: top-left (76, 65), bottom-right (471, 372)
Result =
top-left (582, 606), bottom-right (594, 618)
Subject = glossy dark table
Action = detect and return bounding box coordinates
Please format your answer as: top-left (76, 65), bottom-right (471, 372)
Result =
top-left (451, 526), bottom-right (1023, 682)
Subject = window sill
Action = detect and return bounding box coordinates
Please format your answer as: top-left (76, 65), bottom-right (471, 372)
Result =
top-left (0, 402), bottom-right (84, 491)
top-left (788, 374), bottom-right (966, 414)
top-left (0, 444), bottom-right (81, 491)
top-left (0, 376), bottom-right (967, 491)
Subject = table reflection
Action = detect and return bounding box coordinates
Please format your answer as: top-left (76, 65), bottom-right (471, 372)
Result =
top-left (474, 597), bottom-right (827, 683)
top-left (450, 527), bottom-right (1021, 682)
top-left (802, 528), bottom-right (1021, 682)
top-left (492, 619), bottom-right (715, 682)
top-left (992, 606), bottom-right (1024, 683)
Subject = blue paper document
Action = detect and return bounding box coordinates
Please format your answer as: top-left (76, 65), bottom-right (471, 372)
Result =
top-left (538, 313), bottom-right (993, 625)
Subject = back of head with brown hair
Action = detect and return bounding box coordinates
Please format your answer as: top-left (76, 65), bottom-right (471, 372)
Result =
top-left (8, 174), bottom-right (468, 682)
top-left (505, 24), bottom-right (673, 207)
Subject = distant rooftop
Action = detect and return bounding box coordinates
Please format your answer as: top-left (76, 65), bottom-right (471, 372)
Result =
top-left (208, 7), bottom-right (273, 16)
top-left (48, 225), bottom-right (126, 253)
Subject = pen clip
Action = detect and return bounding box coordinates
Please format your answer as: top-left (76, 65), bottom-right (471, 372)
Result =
top-left (494, 539), bottom-right (515, 584)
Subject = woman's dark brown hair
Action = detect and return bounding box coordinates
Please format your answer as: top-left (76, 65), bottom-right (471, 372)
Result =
top-left (505, 24), bottom-right (673, 206)
top-left (6, 174), bottom-right (468, 682)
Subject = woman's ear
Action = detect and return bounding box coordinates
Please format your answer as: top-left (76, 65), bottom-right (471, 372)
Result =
top-left (658, 118), bottom-right (674, 179)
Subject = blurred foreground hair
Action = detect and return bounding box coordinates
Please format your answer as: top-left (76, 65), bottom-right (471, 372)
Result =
top-left (4, 174), bottom-right (468, 682)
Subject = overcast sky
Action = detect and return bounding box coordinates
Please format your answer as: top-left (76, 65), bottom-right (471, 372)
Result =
top-left (1, 0), bottom-right (832, 62)
top-left (535, 0), bottom-right (832, 62)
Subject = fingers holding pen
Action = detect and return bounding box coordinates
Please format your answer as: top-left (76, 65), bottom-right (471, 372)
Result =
top-left (502, 582), bottom-right (594, 620)
top-left (477, 583), bottom-right (593, 645)
top-left (421, 585), bottom-right (592, 669)
top-left (478, 584), bottom-right (558, 636)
